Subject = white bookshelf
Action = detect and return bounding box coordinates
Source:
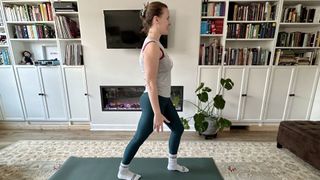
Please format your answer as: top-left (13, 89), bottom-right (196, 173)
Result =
top-left (0, 0), bottom-right (82, 66)
top-left (275, 0), bottom-right (320, 66)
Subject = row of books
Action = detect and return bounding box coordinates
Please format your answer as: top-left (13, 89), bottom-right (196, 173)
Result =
top-left (225, 47), bottom-right (271, 65)
top-left (13, 24), bottom-right (55, 39)
top-left (55, 16), bottom-right (80, 39)
top-left (0, 49), bottom-right (10, 65)
top-left (274, 49), bottom-right (318, 65)
top-left (201, 1), bottom-right (225, 16)
top-left (281, 5), bottom-right (317, 23)
top-left (227, 23), bottom-right (276, 39)
top-left (4, 3), bottom-right (53, 22)
top-left (64, 43), bottom-right (83, 65)
top-left (201, 19), bottom-right (223, 34)
top-left (199, 40), bottom-right (223, 65)
top-left (277, 31), bottom-right (320, 47)
top-left (228, 2), bottom-right (277, 21)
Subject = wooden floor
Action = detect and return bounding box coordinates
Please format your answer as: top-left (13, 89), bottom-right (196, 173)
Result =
top-left (0, 129), bottom-right (278, 150)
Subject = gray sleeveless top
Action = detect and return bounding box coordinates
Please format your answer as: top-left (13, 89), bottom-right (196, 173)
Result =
top-left (139, 37), bottom-right (173, 98)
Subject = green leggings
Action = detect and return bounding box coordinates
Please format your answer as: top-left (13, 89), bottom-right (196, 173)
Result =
top-left (121, 92), bottom-right (184, 165)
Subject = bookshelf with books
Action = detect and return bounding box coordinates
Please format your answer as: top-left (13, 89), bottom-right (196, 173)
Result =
top-left (198, 0), bottom-right (320, 123)
top-left (53, 0), bottom-right (82, 66)
top-left (0, 0), bottom-right (90, 123)
top-left (225, 0), bottom-right (280, 66)
top-left (0, 3), bottom-right (10, 65)
top-left (274, 0), bottom-right (320, 66)
top-left (199, 0), bottom-right (226, 66)
top-left (0, 0), bottom-right (83, 66)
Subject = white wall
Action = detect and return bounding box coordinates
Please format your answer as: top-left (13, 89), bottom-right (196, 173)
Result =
top-left (78, 0), bottom-right (201, 130)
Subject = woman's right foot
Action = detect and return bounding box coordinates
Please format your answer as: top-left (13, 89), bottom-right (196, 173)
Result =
top-left (117, 163), bottom-right (141, 180)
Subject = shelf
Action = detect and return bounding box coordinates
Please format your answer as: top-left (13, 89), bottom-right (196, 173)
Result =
top-left (202, 16), bottom-right (225, 19)
top-left (283, 0), bottom-right (320, 6)
top-left (2, 0), bottom-right (51, 4)
top-left (201, 34), bottom-right (223, 37)
top-left (276, 47), bottom-right (320, 49)
top-left (0, 26), bottom-right (5, 28)
top-left (55, 12), bottom-right (79, 16)
top-left (228, 21), bottom-right (276, 23)
top-left (0, 44), bottom-right (9, 47)
top-left (10, 38), bottom-right (57, 42)
top-left (6, 21), bottom-right (54, 24)
top-left (280, 23), bottom-right (320, 27)
top-left (229, 0), bottom-right (278, 2)
top-left (226, 38), bottom-right (274, 41)
top-left (58, 38), bottom-right (81, 41)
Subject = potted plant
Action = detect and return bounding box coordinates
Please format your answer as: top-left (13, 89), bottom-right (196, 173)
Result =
top-left (181, 78), bottom-right (234, 139)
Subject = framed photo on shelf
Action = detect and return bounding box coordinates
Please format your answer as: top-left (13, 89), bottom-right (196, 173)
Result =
top-left (42, 45), bottom-right (59, 60)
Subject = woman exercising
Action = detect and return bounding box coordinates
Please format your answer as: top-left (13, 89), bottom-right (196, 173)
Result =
top-left (117, 1), bottom-right (189, 180)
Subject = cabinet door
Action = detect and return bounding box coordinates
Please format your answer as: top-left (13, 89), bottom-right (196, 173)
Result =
top-left (63, 67), bottom-right (90, 121)
top-left (241, 67), bottom-right (269, 121)
top-left (16, 66), bottom-right (46, 120)
top-left (0, 66), bottom-right (24, 121)
top-left (222, 67), bottom-right (245, 120)
top-left (39, 67), bottom-right (68, 121)
top-left (198, 67), bottom-right (221, 101)
top-left (286, 67), bottom-right (318, 120)
top-left (265, 67), bottom-right (294, 121)
top-left (310, 72), bottom-right (320, 120)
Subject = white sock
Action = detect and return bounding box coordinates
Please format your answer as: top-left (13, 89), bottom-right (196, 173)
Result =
top-left (117, 162), bottom-right (141, 180)
top-left (167, 154), bottom-right (189, 173)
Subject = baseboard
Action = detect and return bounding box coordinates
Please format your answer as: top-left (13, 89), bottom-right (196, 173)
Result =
top-left (0, 121), bottom-right (90, 130)
top-left (246, 125), bottom-right (279, 131)
top-left (0, 121), bottom-right (277, 131)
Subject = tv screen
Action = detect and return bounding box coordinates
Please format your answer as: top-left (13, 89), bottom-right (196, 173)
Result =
top-left (103, 10), bottom-right (168, 49)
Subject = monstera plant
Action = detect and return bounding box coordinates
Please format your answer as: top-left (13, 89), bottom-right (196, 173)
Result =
top-left (181, 78), bottom-right (234, 138)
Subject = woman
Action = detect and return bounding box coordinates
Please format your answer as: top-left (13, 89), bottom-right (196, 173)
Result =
top-left (117, 1), bottom-right (189, 180)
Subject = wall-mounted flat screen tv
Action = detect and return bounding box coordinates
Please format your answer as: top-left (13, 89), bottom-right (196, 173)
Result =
top-left (104, 10), bottom-right (168, 49)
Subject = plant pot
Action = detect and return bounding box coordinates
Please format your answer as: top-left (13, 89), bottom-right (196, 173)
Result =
top-left (201, 116), bottom-right (219, 136)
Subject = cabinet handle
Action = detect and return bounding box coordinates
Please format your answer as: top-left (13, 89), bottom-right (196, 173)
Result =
top-left (242, 94), bottom-right (247, 97)
top-left (289, 94), bottom-right (295, 97)
top-left (38, 93), bottom-right (43, 96)
top-left (84, 93), bottom-right (88, 96)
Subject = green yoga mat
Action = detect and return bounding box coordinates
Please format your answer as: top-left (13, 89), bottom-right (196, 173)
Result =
top-left (49, 157), bottom-right (223, 180)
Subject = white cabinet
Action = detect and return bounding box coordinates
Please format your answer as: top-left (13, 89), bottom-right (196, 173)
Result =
top-left (16, 66), bottom-right (68, 121)
top-left (198, 66), bottom-right (221, 100)
top-left (15, 66), bottom-right (46, 120)
top-left (265, 67), bottom-right (294, 121)
top-left (0, 66), bottom-right (24, 121)
top-left (241, 67), bottom-right (270, 121)
top-left (63, 66), bottom-right (90, 121)
top-left (310, 70), bottom-right (320, 120)
top-left (221, 67), bottom-right (246, 120)
top-left (38, 66), bottom-right (68, 121)
top-left (264, 66), bottom-right (318, 121)
top-left (286, 66), bottom-right (319, 120)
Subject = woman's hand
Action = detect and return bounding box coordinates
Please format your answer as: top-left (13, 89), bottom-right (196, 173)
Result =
top-left (153, 112), bottom-right (170, 132)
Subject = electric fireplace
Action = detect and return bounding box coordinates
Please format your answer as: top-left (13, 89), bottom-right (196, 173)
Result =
top-left (100, 86), bottom-right (183, 111)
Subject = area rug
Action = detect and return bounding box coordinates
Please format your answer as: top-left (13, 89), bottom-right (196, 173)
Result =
top-left (0, 140), bottom-right (319, 180)
top-left (49, 157), bottom-right (223, 180)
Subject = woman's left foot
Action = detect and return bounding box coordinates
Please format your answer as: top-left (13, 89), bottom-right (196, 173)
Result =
top-left (167, 154), bottom-right (189, 173)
